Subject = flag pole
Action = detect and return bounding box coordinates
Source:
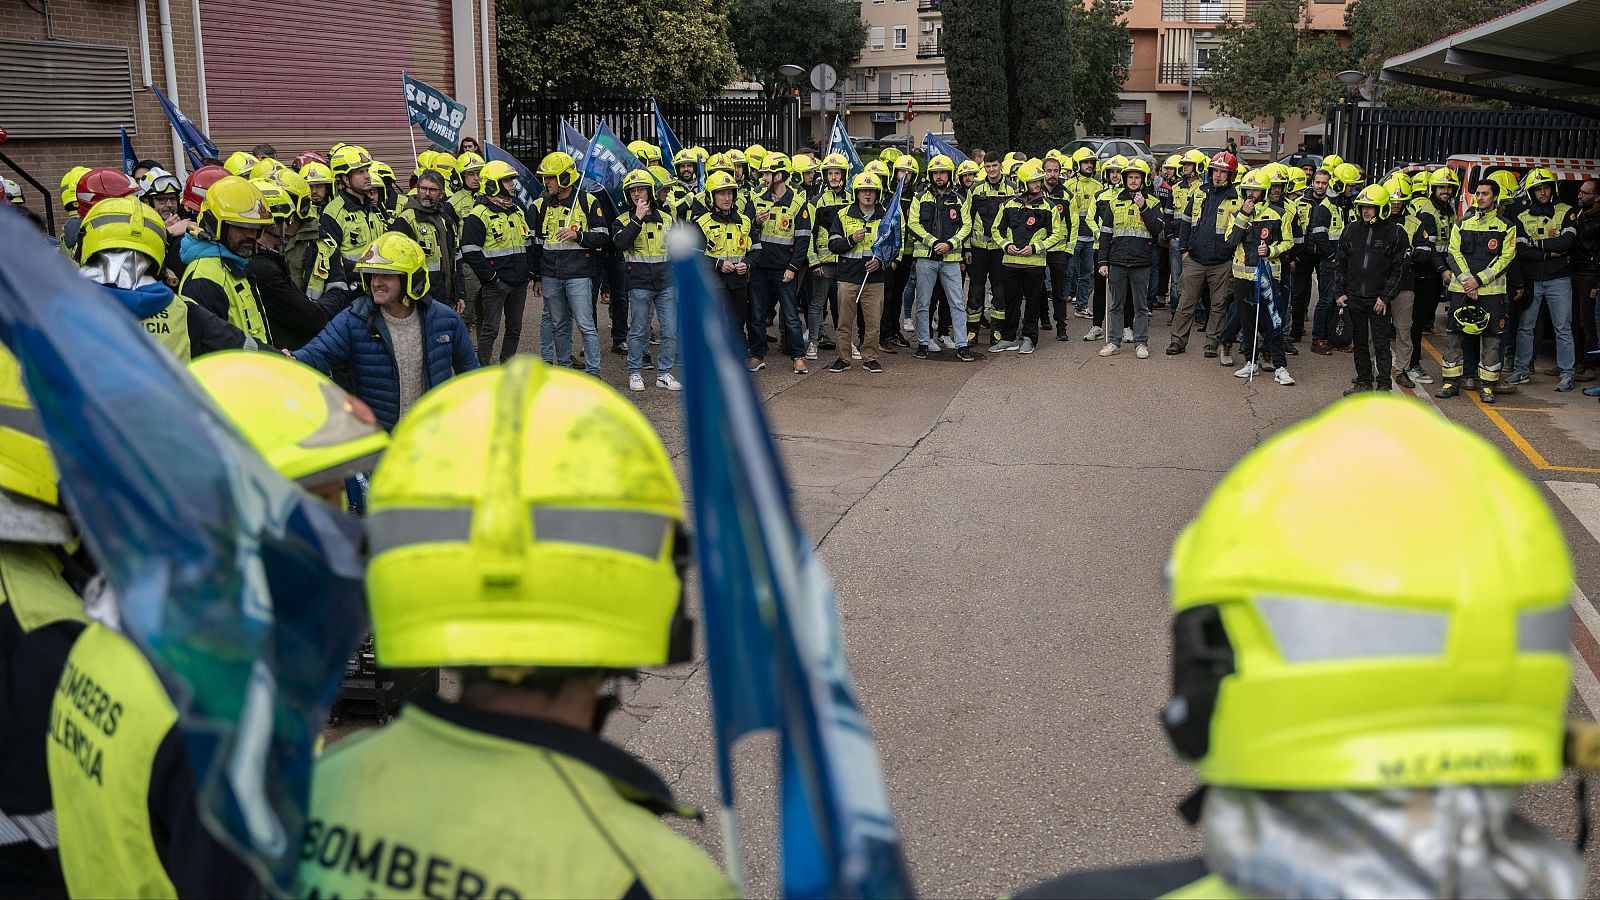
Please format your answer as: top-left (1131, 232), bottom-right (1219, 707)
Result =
top-left (407, 124), bottom-right (420, 173)
top-left (718, 805), bottom-right (747, 897)
top-left (1249, 265), bottom-right (1262, 384)
top-left (568, 131), bottom-right (598, 221)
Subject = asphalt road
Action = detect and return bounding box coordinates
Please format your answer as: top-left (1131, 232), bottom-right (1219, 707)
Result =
top-left (560, 293), bottom-right (1600, 897)
top-left (341, 287), bottom-right (1600, 896)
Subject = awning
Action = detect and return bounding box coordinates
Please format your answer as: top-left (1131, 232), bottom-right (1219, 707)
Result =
top-left (1381, 0), bottom-right (1600, 118)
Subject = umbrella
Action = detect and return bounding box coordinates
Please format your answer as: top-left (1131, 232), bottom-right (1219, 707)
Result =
top-left (1196, 116), bottom-right (1254, 133)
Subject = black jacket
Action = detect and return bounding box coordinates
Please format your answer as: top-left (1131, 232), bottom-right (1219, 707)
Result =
top-left (1180, 183), bottom-right (1238, 265)
top-left (247, 245), bottom-right (332, 351)
top-left (1335, 217), bottom-right (1408, 301)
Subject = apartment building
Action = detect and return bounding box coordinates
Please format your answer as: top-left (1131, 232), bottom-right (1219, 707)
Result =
top-left (1119, 0), bottom-right (1348, 150)
top-left (841, 0), bottom-right (953, 143)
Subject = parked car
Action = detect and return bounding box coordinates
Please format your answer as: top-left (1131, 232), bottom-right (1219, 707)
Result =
top-left (1064, 137), bottom-right (1158, 171)
top-left (1280, 152), bottom-right (1323, 172)
top-left (856, 133), bottom-right (914, 154)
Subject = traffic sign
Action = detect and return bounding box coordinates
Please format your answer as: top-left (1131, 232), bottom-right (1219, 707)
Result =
top-left (810, 64), bottom-right (838, 92)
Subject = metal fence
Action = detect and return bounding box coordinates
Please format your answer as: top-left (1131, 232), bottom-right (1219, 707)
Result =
top-left (498, 96), bottom-right (801, 165)
top-left (1333, 106), bottom-right (1600, 174)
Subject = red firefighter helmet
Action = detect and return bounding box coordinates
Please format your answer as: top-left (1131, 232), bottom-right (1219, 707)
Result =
top-left (1208, 151), bottom-right (1240, 174)
top-left (74, 168), bottom-right (140, 212)
top-left (181, 165), bottom-right (230, 213)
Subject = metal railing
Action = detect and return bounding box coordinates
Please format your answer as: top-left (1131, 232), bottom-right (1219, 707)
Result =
top-left (498, 95), bottom-right (802, 162)
top-left (843, 90), bottom-right (952, 105)
top-left (916, 38), bottom-right (944, 58)
top-left (917, 0), bottom-right (941, 11)
top-left (1160, 0), bottom-right (1241, 20)
top-left (1336, 106), bottom-right (1600, 176)
top-left (1157, 63), bottom-right (1211, 84)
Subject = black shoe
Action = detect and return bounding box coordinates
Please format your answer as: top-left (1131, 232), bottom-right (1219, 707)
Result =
top-left (826, 358), bottom-right (850, 373)
top-left (817, 336), bottom-right (837, 350)
top-left (913, 344), bottom-right (929, 359)
top-left (1166, 343), bottom-right (1184, 355)
top-left (1284, 343), bottom-right (1299, 356)
top-left (888, 334), bottom-right (911, 349)
top-left (863, 359), bottom-right (884, 374)
top-left (1056, 324), bottom-right (1069, 342)
top-left (1394, 370), bottom-right (1415, 389)
top-left (1311, 340), bottom-right (1331, 355)
top-left (878, 340), bottom-right (897, 354)
top-left (1203, 346), bottom-right (1218, 358)
top-left (956, 347), bottom-right (979, 361)
top-left (611, 341), bottom-right (627, 355)
top-left (1343, 383), bottom-right (1373, 396)
top-left (1436, 381), bottom-right (1459, 398)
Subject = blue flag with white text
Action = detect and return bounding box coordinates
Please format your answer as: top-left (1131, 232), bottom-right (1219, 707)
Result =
top-left (672, 229), bottom-right (915, 900)
top-left (403, 73), bottom-right (469, 150)
top-left (1249, 256), bottom-right (1285, 335)
top-left (923, 132), bottom-right (967, 166)
top-left (872, 182), bottom-right (905, 268)
top-left (652, 99), bottom-right (684, 169)
top-left (484, 141), bottom-right (539, 210)
top-left (149, 83), bottom-right (217, 169)
top-left (0, 214), bottom-right (367, 896)
top-left (560, 120), bottom-right (643, 204)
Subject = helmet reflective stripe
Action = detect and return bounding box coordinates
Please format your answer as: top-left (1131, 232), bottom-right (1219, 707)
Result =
top-left (1518, 606), bottom-right (1573, 653)
top-left (369, 507), bottom-right (673, 560)
top-left (1255, 595), bottom-right (1448, 662)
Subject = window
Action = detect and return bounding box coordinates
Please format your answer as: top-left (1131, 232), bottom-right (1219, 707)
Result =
top-left (901, 73), bottom-right (915, 94)
top-left (893, 25), bottom-right (908, 49)
top-left (921, 20), bottom-right (934, 32)
top-left (871, 26), bottom-right (885, 50)
top-left (1121, 40), bottom-right (1135, 67)
top-left (932, 72), bottom-right (948, 92)
top-left (1194, 46), bottom-right (1216, 70)
top-left (854, 74), bottom-right (869, 91)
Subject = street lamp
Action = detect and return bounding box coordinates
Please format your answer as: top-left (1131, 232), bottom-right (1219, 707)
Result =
top-left (777, 64), bottom-right (806, 153)
top-left (1333, 69), bottom-right (1365, 161)
top-left (1185, 31), bottom-right (1211, 145)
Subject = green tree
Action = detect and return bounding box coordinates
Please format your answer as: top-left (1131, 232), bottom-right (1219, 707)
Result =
top-left (942, 0), bottom-right (1013, 153)
top-left (1009, 0), bottom-right (1076, 151)
top-left (730, 0), bottom-right (865, 97)
top-left (1066, 0), bottom-right (1130, 134)
top-left (1204, 0), bottom-right (1344, 155)
top-left (496, 0), bottom-right (739, 101)
top-left (1344, 0), bottom-right (1524, 106)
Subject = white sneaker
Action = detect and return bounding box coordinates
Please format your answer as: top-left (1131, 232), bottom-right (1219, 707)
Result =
top-left (1274, 366), bottom-right (1296, 386)
top-left (656, 373), bottom-right (683, 391)
top-left (1122, 327), bottom-right (1135, 343)
top-left (1135, 343), bottom-right (1150, 359)
top-left (1083, 325), bottom-right (1104, 341)
top-left (939, 335), bottom-right (957, 350)
top-left (1407, 366), bottom-right (1434, 385)
top-left (805, 341), bottom-right (818, 360)
top-left (901, 317), bottom-right (914, 332)
top-left (926, 339), bottom-right (942, 352)
top-left (1233, 361), bottom-right (1261, 378)
top-left (1099, 342), bottom-right (1119, 357)
top-left (851, 344), bottom-right (862, 360)
top-left (1220, 345), bottom-right (1235, 366)
top-left (628, 373), bottom-right (646, 392)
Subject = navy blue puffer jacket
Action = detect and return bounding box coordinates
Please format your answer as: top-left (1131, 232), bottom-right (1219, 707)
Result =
top-left (294, 295), bottom-right (478, 430)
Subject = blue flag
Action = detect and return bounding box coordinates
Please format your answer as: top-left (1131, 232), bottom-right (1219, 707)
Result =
top-left (484, 141), bottom-right (540, 210)
top-left (652, 99), bottom-right (683, 169)
top-left (120, 127), bottom-right (138, 177)
top-left (402, 73), bottom-right (469, 150)
top-left (0, 213), bottom-right (368, 895)
top-left (149, 83), bottom-right (218, 169)
top-left (671, 229), bottom-right (915, 900)
top-left (923, 132), bottom-right (968, 166)
top-left (559, 119), bottom-right (644, 204)
top-left (1249, 256), bottom-right (1284, 335)
top-left (827, 115), bottom-right (864, 178)
top-left (872, 182), bottom-right (905, 268)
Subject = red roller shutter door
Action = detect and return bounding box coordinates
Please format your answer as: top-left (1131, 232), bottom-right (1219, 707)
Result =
top-left (202, 0), bottom-right (454, 170)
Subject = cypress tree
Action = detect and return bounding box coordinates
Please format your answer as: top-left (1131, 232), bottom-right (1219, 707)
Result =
top-left (942, 0), bottom-right (1012, 153)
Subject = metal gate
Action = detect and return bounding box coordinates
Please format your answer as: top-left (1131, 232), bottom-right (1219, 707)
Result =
top-left (1331, 106), bottom-right (1600, 175)
top-left (499, 96), bottom-right (801, 166)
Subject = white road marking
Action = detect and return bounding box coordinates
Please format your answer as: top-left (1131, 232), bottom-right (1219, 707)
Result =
top-left (1547, 482), bottom-right (1600, 718)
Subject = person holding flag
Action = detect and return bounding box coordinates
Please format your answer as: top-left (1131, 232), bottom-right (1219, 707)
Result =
top-left (1224, 169), bottom-right (1296, 385)
top-left (297, 356), bottom-right (738, 899)
top-left (528, 151), bottom-right (610, 376)
top-left (827, 171), bottom-right (894, 374)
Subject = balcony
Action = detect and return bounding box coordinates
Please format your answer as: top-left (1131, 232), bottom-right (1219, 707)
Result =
top-left (1158, 63), bottom-right (1210, 84)
top-left (917, 0), bottom-right (941, 12)
top-left (916, 38), bottom-right (944, 58)
top-left (1160, 0), bottom-right (1240, 21)
top-left (843, 89), bottom-right (952, 106)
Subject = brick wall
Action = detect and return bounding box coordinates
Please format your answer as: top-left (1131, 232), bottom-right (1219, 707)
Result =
top-left (1, 0), bottom-right (203, 234)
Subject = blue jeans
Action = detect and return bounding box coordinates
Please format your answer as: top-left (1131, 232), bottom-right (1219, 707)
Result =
top-left (628, 285), bottom-right (677, 375)
top-left (541, 276), bottom-right (600, 375)
top-left (914, 257), bottom-right (967, 347)
top-left (1070, 241), bottom-right (1095, 309)
top-left (749, 267), bottom-right (804, 359)
top-left (1146, 245), bottom-right (1164, 301)
top-left (1514, 277), bottom-right (1575, 376)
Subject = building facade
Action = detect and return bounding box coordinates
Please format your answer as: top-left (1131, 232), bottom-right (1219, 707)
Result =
top-left (2, 0), bottom-right (498, 233)
top-left (835, 0), bottom-right (1346, 155)
top-left (840, 0), bottom-right (954, 144)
